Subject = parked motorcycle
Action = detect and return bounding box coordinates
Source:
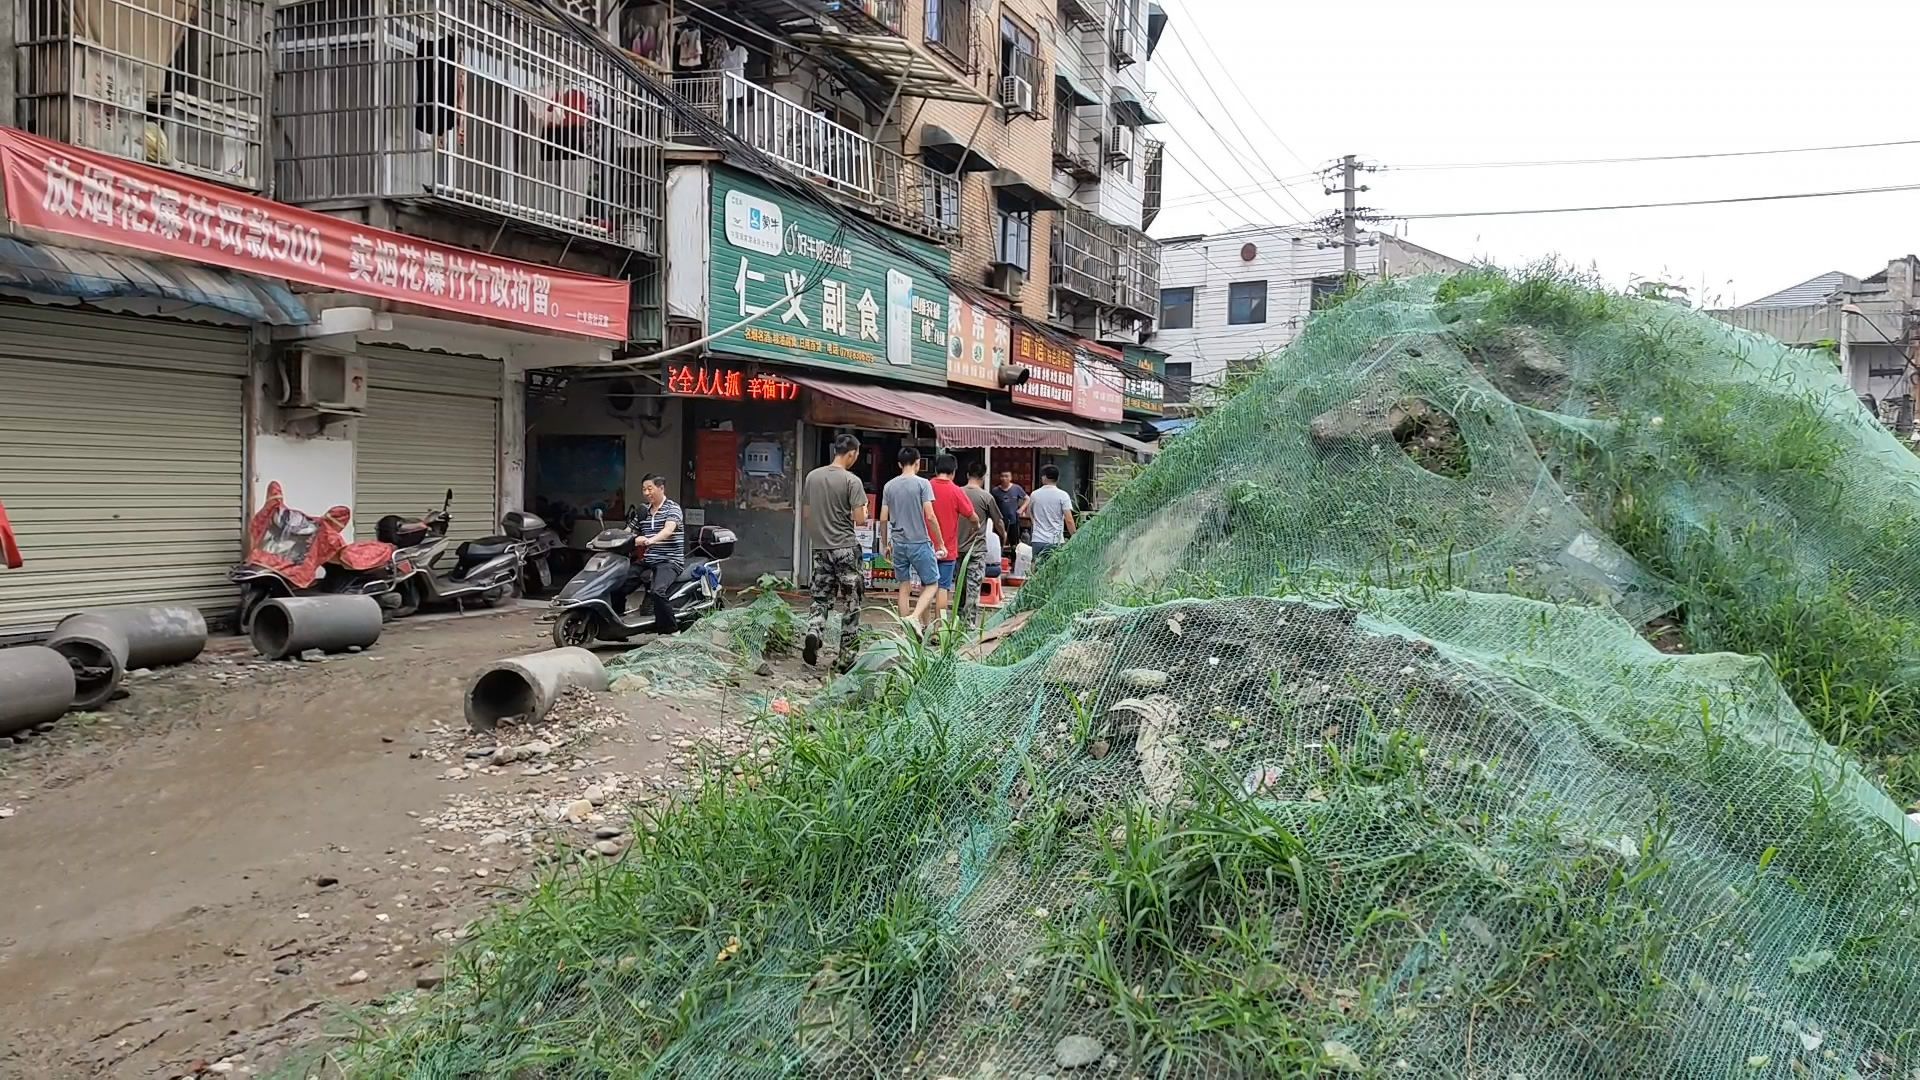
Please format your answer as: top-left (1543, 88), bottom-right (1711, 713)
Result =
top-left (378, 490), bottom-right (531, 617)
top-left (231, 481), bottom-right (397, 632)
top-left (513, 511), bottom-right (571, 598)
top-left (547, 510), bottom-right (734, 649)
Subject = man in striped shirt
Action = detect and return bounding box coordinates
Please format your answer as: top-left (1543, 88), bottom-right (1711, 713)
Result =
top-left (614, 475), bottom-right (684, 632)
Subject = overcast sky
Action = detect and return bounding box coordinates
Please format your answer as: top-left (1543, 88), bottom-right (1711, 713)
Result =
top-left (1146, 0), bottom-right (1920, 307)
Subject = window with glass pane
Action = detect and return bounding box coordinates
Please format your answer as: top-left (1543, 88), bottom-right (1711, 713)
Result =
top-left (1227, 280), bottom-right (1267, 325)
top-left (1159, 286), bottom-right (1194, 329)
top-left (995, 199), bottom-right (1033, 271)
top-left (1165, 361), bottom-right (1191, 404)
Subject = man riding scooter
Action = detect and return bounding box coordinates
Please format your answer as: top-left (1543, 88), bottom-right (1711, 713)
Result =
top-left (612, 475), bottom-right (683, 633)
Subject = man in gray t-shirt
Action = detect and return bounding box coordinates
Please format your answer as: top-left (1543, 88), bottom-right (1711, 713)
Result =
top-left (878, 447), bottom-right (946, 632)
top-left (801, 433), bottom-right (869, 670)
top-left (1026, 464), bottom-right (1076, 565)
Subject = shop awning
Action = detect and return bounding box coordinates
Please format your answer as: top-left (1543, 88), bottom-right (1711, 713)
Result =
top-left (1056, 67), bottom-right (1101, 107)
top-left (1051, 420), bottom-right (1160, 460)
top-left (920, 125), bottom-right (1000, 173)
top-left (792, 375), bottom-right (1104, 450)
top-left (0, 235), bottom-right (311, 325)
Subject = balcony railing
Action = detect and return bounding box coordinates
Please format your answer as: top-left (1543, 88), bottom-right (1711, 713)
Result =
top-left (18, 0), bottom-right (270, 189)
top-left (1052, 205), bottom-right (1114, 305)
top-left (674, 71), bottom-right (958, 243)
top-left (1141, 137), bottom-right (1163, 229)
top-left (274, 0), bottom-right (666, 255)
top-left (1001, 45), bottom-right (1044, 116)
top-left (1112, 222), bottom-right (1159, 316)
top-left (1052, 102), bottom-right (1099, 180)
top-left (817, 0), bottom-right (904, 37)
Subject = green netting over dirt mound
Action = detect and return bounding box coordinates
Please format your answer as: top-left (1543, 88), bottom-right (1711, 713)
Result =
top-left (333, 271), bottom-right (1920, 1078)
top-left (1009, 271), bottom-right (1920, 800)
top-left (337, 590), bottom-right (1920, 1078)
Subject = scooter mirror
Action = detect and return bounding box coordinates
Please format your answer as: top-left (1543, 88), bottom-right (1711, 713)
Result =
top-left (444, 488), bottom-right (454, 509)
top-left (593, 507), bottom-right (605, 523)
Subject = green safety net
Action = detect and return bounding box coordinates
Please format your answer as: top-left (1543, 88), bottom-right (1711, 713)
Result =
top-left (337, 271), bottom-right (1920, 1079)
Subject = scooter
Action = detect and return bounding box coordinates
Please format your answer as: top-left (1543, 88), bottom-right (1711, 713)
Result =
top-left (515, 513), bottom-right (571, 598)
top-left (378, 490), bottom-right (531, 617)
top-left (547, 510), bottom-right (734, 649)
top-left (230, 481), bottom-right (399, 632)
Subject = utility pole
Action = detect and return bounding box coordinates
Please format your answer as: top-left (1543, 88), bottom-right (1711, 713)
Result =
top-left (1339, 154), bottom-right (1359, 275)
top-left (1318, 155), bottom-right (1373, 279)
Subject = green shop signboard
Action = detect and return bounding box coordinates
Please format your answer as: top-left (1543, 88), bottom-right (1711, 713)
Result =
top-left (708, 169), bottom-right (952, 387)
top-left (1122, 345), bottom-right (1167, 417)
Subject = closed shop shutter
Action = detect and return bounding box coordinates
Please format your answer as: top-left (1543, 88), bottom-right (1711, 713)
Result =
top-left (0, 306), bottom-right (248, 637)
top-left (354, 348), bottom-right (502, 538)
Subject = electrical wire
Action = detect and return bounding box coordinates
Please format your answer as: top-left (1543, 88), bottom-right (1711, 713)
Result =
top-left (1156, 126), bottom-right (1304, 228)
top-left (1392, 180), bottom-right (1920, 221)
top-left (1391, 137), bottom-right (1920, 172)
top-left (1153, 25), bottom-right (1316, 222)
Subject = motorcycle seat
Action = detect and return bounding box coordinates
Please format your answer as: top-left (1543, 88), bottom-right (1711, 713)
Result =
top-left (673, 559), bottom-right (710, 586)
top-left (457, 536), bottom-right (516, 566)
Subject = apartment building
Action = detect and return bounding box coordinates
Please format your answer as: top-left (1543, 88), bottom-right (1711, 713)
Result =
top-left (0, 0), bottom-right (1171, 626)
top-left (1151, 225), bottom-right (1467, 404)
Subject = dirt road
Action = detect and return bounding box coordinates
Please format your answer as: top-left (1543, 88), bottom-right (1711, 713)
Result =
top-left (0, 610), bottom-right (799, 1078)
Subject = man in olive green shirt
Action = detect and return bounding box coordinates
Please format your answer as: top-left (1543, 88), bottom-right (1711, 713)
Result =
top-left (801, 433), bottom-right (869, 670)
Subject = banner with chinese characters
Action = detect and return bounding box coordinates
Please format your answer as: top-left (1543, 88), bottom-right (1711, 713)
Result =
top-left (707, 168), bottom-right (951, 386)
top-left (1072, 341), bottom-right (1125, 422)
top-left (1121, 345), bottom-right (1166, 417)
top-left (945, 293), bottom-right (1010, 389)
top-left (663, 363), bottom-right (799, 402)
top-left (1010, 324), bottom-right (1075, 413)
top-left (0, 127), bottom-right (630, 340)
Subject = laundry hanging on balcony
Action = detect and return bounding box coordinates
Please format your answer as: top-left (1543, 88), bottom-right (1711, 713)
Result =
top-left (531, 84), bottom-right (601, 161)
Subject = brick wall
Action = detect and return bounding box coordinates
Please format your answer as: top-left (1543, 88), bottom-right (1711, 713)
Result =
top-left (901, 0), bottom-right (1056, 316)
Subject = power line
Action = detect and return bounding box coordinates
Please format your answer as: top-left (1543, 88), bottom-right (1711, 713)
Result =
top-left (1391, 136), bottom-right (1920, 172)
top-left (1156, 125), bottom-right (1308, 229)
top-left (1154, 24), bottom-right (1316, 221)
top-left (1393, 180), bottom-right (1920, 221)
top-left (1149, 67), bottom-right (1307, 225)
top-left (1154, 0), bottom-right (1314, 177)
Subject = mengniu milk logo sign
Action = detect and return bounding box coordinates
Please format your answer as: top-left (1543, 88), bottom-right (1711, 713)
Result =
top-left (707, 169), bottom-right (951, 387)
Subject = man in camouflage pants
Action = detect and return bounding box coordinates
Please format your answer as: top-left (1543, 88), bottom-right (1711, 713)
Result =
top-left (958, 460), bottom-right (1007, 629)
top-left (801, 434), bottom-right (869, 671)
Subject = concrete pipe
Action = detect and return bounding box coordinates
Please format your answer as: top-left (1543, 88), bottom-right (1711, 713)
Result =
top-left (465, 647), bottom-right (608, 733)
top-left (45, 614), bottom-right (130, 711)
top-left (54, 605), bottom-right (208, 669)
top-left (251, 595), bottom-right (383, 661)
top-left (0, 646), bottom-right (78, 736)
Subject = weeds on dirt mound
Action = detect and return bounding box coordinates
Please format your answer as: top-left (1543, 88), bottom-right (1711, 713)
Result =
top-left (332, 592), bottom-right (1920, 1078)
top-left (1006, 264), bottom-right (1920, 804)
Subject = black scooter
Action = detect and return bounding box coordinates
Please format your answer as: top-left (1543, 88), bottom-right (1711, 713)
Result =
top-left (546, 510), bottom-right (734, 649)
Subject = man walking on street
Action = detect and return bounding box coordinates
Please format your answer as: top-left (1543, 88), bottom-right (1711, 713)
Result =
top-left (801, 433), bottom-right (868, 671)
top-left (957, 461), bottom-right (1006, 628)
top-left (878, 447), bottom-right (948, 633)
top-left (926, 454), bottom-right (979, 627)
top-left (1027, 464), bottom-right (1076, 566)
top-left (613, 475), bottom-right (684, 633)
top-left (993, 470), bottom-right (1027, 551)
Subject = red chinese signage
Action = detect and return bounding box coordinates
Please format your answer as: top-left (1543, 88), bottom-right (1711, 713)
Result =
top-left (666, 363), bottom-right (798, 402)
top-left (1072, 342), bottom-right (1125, 422)
top-left (0, 127), bottom-right (630, 340)
top-left (1011, 325), bottom-right (1075, 413)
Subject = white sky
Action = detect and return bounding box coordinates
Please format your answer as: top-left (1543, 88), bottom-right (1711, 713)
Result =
top-left (1146, 0), bottom-right (1920, 307)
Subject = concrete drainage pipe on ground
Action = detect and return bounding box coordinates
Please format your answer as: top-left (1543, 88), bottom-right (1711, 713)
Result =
top-left (0, 646), bottom-right (78, 735)
top-left (465, 647), bottom-right (608, 733)
top-left (54, 605), bottom-right (208, 670)
top-left (45, 614), bottom-right (131, 711)
top-left (251, 595), bottom-right (384, 660)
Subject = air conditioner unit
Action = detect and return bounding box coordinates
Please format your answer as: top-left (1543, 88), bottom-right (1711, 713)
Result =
top-left (985, 263), bottom-right (1027, 295)
top-left (275, 350), bottom-right (367, 415)
top-left (1107, 125), bottom-right (1134, 162)
top-left (1001, 75), bottom-right (1035, 115)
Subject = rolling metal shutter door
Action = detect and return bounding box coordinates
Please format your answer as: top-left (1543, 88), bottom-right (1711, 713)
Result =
top-left (354, 349), bottom-right (502, 536)
top-left (0, 306), bottom-right (247, 636)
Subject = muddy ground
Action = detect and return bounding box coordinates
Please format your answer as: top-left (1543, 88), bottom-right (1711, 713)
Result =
top-left (0, 608), bottom-right (820, 1079)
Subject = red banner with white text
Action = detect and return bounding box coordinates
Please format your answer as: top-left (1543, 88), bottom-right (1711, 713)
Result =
top-left (0, 127), bottom-right (630, 340)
